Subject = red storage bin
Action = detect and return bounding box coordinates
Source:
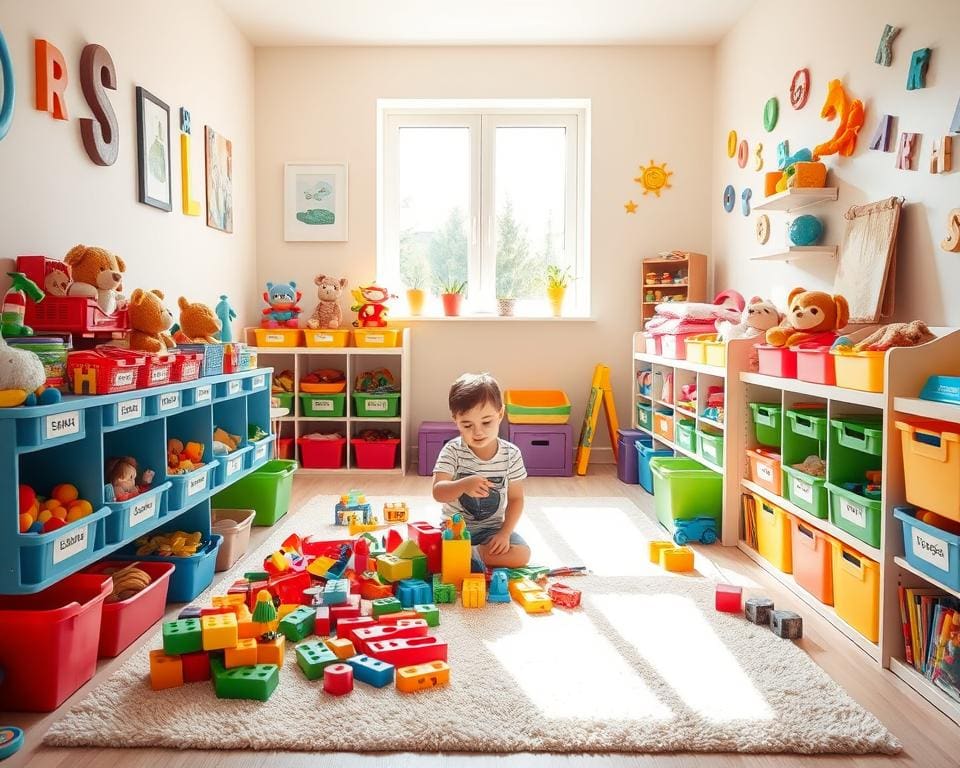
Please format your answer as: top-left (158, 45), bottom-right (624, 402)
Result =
top-left (82, 561), bottom-right (175, 658)
top-left (277, 437), bottom-right (295, 460)
top-left (795, 346), bottom-right (835, 385)
top-left (0, 573), bottom-right (111, 711)
top-left (67, 349), bottom-right (145, 395)
top-left (100, 347), bottom-right (174, 388)
top-left (352, 438), bottom-right (400, 469)
top-left (789, 516), bottom-right (834, 604)
top-left (298, 436), bottom-right (347, 468)
top-left (170, 351), bottom-right (204, 382)
top-left (746, 447), bottom-right (782, 495)
top-left (756, 344), bottom-right (797, 378)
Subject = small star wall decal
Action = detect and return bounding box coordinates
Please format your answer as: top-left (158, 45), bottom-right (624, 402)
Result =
top-left (624, 200), bottom-right (638, 214)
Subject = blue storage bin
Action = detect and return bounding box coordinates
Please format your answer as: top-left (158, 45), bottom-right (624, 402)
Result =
top-left (177, 344), bottom-right (224, 377)
top-left (16, 406), bottom-right (86, 450)
top-left (245, 372), bottom-right (269, 393)
top-left (636, 441), bottom-right (673, 494)
top-left (115, 534), bottom-right (223, 603)
top-left (215, 377), bottom-right (246, 401)
top-left (248, 435), bottom-right (275, 469)
top-left (102, 393), bottom-right (150, 430)
top-left (166, 464), bottom-right (214, 513)
top-left (104, 481), bottom-right (172, 545)
top-left (213, 446), bottom-right (253, 488)
top-left (894, 506), bottom-right (960, 592)
top-left (18, 506), bottom-right (111, 590)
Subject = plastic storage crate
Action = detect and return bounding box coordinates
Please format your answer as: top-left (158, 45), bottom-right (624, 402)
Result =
top-left (749, 403), bottom-right (782, 448)
top-left (649, 457), bottom-right (722, 534)
top-left (795, 346), bottom-right (835, 385)
top-left (636, 441), bottom-right (673, 494)
top-left (115, 535), bottom-right (222, 603)
top-left (352, 438), bottom-right (400, 469)
top-left (675, 419), bottom-right (697, 452)
top-left (616, 429), bottom-right (648, 484)
top-left (660, 332), bottom-right (700, 360)
top-left (832, 348), bottom-right (885, 393)
top-left (211, 509), bottom-right (256, 572)
top-left (790, 518), bottom-right (834, 604)
top-left (253, 328), bottom-right (303, 348)
top-left (746, 448), bottom-right (782, 495)
top-left (104, 480), bottom-right (172, 546)
top-left (896, 420), bottom-right (960, 522)
top-left (636, 402), bottom-right (653, 431)
top-left (176, 343), bottom-right (224, 377)
top-left (826, 416), bottom-right (884, 547)
top-left (653, 410), bottom-right (674, 442)
top-left (211, 460), bottom-right (298, 526)
top-left (830, 540), bottom-right (880, 642)
top-left (752, 493), bottom-right (792, 573)
top-left (170, 351), bottom-right (203, 383)
top-left (303, 329), bottom-right (349, 347)
top-left (300, 392), bottom-right (346, 418)
top-left (67, 349), bottom-right (144, 395)
top-left (756, 344), bottom-right (797, 378)
top-left (505, 390), bottom-right (571, 425)
top-left (894, 506), bottom-right (960, 592)
top-left (353, 393), bottom-right (401, 418)
top-left (782, 408), bottom-right (829, 518)
top-left (353, 328), bottom-right (399, 347)
top-left (697, 427), bottom-right (724, 466)
top-left (685, 334), bottom-right (712, 365)
top-left (298, 436), bottom-right (347, 469)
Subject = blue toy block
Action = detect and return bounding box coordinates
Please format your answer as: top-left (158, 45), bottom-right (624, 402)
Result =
top-left (413, 603), bottom-right (440, 627)
top-left (396, 578), bottom-right (432, 608)
top-left (488, 568), bottom-right (511, 603)
top-left (334, 495), bottom-right (373, 526)
top-left (672, 517), bottom-right (718, 546)
top-left (322, 578), bottom-right (350, 606)
top-left (371, 596), bottom-right (402, 618)
top-left (295, 641), bottom-right (339, 680)
top-left (279, 605), bottom-right (316, 641)
top-left (346, 654), bottom-right (395, 688)
top-left (178, 605), bottom-right (202, 620)
top-left (210, 659), bottom-right (279, 701)
top-left (162, 618), bottom-right (202, 655)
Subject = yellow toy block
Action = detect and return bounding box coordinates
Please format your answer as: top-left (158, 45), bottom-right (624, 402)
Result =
top-left (461, 575), bottom-right (486, 608)
top-left (237, 619), bottom-right (259, 640)
top-left (518, 590), bottom-right (553, 614)
top-left (383, 501), bottom-right (409, 522)
top-left (308, 555), bottom-right (336, 578)
top-left (257, 635), bottom-right (285, 667)
top-left (201, 613), bottom-right (239, 651)
top-left (324, 636), bottom-right (357, 659)
top-left (396, 661), bottom-right (451, 693)
top-left (212, 594), bottom-right (245, 609)
top-left (507, 577), bottom-right (540, 600)
top-left (236, 603), bottom-right (252, 623)
top-left (441, 539), bottom-right (471, 589)
top-left (788, 161), bottom-right (827, 188)
top-left (224, 637), bottom-right (258, 668)
top-left (648, 540), bottom-right (673, 564)
top-left (377, 553), bottom-right (413, 583)
top-left (277, 603), bottom-right (300, 621)
top-left (660, 546), bottom-right (695, 572)
top-left (149, 649), bottom-right (184, 690)
top-left (269, 551), bottom-right (289, 572)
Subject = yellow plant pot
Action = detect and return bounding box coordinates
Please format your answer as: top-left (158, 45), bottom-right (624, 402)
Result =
top-left (547, 285), bottom-right (566, 317)
top-left (406, 288), bottom-right (425, 316)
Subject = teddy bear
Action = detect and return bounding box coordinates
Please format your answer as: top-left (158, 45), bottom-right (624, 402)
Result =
top-left (261, 281), bottom-right (302, 328)
top-left (104, 456), bottom-right (155, 502)
top-left (765, 287), bottom-right (849, 348)
top-left (175, 297), bottom-right (221, 343)
top-left (64, 244), bottom-right (126, 314)
top-left (0, 335), bottom-right (62, 407)
top-left (128, 289), bottom-right (176, 354)
top-left (307, 275), bottom-right (347, 329)
top-left (717, 297), bottom-right (783, 341)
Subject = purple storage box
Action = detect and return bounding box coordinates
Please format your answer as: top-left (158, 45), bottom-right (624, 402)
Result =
top-left (418, 421), bottom-right (460, 476)
top-left (617, 429), bottom-right (649, 484)
top-left (508, 424), bottom-right (573, 477)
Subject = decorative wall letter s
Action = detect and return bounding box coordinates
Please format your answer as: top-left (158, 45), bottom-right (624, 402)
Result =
top-left (79, 44), bottom-right (118, 165)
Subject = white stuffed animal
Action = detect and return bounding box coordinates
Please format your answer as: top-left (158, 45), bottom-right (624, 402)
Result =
top-left (0, 336), bottom-right (61, 407)
top-left (717, 297), bottom-right (783, 341)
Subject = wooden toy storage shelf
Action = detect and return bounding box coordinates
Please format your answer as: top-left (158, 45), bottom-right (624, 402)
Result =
top-left (639, 252), bottom-right (706, 329)
top-left (0, 368), bottom-right (275, 595)
top-left (249, 328), bottom-right (410, 475)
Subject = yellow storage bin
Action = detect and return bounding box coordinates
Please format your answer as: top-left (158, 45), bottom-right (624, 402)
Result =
top-left (303, 329), bottom-right (349, 348)
top-left (505, 390), bottom-right (571, 425)
top-left (685, 334), bottom-right (713, 365)
top-left (830, 540), bottom-right (880, 642)
top-left (831, 348), bottom-right (885, 393)
top-left (705, 338), bottom-right (727, 368)
top-left (253, 328), bottom-right (303, 347)
top-left (353, 328), bottom-right (399, 347)
top-left (752, 493), bottom-right (792, 573)
top-left (896, 419), bottom-right (960, 522)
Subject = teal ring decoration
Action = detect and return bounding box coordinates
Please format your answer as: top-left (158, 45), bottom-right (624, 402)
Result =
top-left (0, 28), bottom-right (15, 141)
top-left (763, 97), bottom-right (779, 132)
top-left (723, 184), bottom-right (736, 213)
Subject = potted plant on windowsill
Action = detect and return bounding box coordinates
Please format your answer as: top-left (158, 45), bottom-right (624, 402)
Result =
top-left (439, 280), bottom-right (466, 317)
top-left (405, 275), bottom-right (427, 317)
top-left (496, 295), bottom-right (516, 317)
top-left (546, 264), bottom-right (574, 317)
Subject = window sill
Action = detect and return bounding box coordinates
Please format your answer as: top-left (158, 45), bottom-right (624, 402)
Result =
top-left (390, 315), bottom-right (596, 322)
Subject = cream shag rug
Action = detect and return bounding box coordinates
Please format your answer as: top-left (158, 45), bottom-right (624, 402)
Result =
top-left (44, 495), bottom-right (900, 755)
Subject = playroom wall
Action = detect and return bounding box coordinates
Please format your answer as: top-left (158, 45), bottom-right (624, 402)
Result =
top-left (0, 0), bottom-right (259, 324)
top-left (711, 0), bottom-right (960, 325)
top-left (255, 45), bottom-right (714, 461)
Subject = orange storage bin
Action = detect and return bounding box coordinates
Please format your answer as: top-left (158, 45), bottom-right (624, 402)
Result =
top-left (831, 348), bottom-right (885, 393)
top-left (746, 448), bottom-right (782, 495)
top-left (789, 517), bottom-right (834, 604)
top-left (653, 411), bottom-right (674, 442)
top-left (303, 329), bottom-right (349, 348)
top-left (353, 328), bottom-right (399, 347)
top-left (830, 540), bottom-right (880, 642)
top-left (896, 419), bottom-right (960, 522)
top-left (753, 493), bottom-right (792, 573)
top-left (253, 328), bottom-right (303, 348)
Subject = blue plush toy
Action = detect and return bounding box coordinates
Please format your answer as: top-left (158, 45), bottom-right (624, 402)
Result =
top-left (261, 281), bottom-right (302, 328)
top-left (215, 294), bottom-right (237, 341)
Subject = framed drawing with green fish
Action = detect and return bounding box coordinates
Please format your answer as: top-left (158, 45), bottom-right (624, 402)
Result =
top-left (135, 86), bottom-right (172, 212)
top-left (284, 162), bottom-right (348, 241)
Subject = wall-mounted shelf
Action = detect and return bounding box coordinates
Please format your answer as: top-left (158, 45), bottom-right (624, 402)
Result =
top-left (753, 187), bottom-right (839, 212)
top-left (751, 245), bottom-right (838, 262)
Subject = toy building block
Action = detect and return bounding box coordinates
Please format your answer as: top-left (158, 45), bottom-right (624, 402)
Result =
top-left (461, 575), bottom-right (487, 608)
top-left (788, 161), bottom-right (827, 188)
top-left (308, 556), bottom-right (336, 578)
top-left (518, 590), bottom-right (553, 614)
top-left (324, 636), bottom-right (357, 660)
top-left (413, 603), bottom-right (440, 627)
top-left (393, 540), bottom-right (427, 580)
top-left (322, 578), bottom-right (350, 606)
top-left (314, 606), bottom-right (331, 637)
top-left (212, 594), bottom-right (245, 610)
top-left (330, 598), bottom-right (361, 625)
top-left (211, 659), bottom-right (280, 702)
top-left (353, 620), bottom-right (429, 654)
top-left (660, 546), bottom-right (695, 572)
top-left (177, 605), bottom-right (202, 620)
top-left (396, 661), bottom-right (450, 693)
top-left (162, 618), bottom-right (202, 656)
top-left (201, 613), bottom-right (239, 651)
top-left (323, 663), bottom-right (354, 696)
top-left (648, 541), bottom-right (674, 564)
top-left (358, 572), bottom-right (394, 600)
top-left (279, 605), bottom-right (316, 642)
top-left (180, 650), bottom-right (212, 683)
top-left (276, 603), bottom-right (300, 621)
top-left (295, 640), bottom-right (339, 680)
top-left (149, 649), bottom-right (184, 691)
top-left (770, 610), bottom-right (803, 639)
top-left (367, 635), bottom-right (448, 667)
top-left (377, 609), bottom-right (420, 625)
top-left (237, 618), bottom-right (258, 640)
top-left (377, 553), bottom-right (413, 583)
top-left (432, 575), bottom-right (456, 604)
top-left (257, 635), bottom-right (285, 668)
top-left (714, 583), bottom-right (743, 613)
top-left (408, 521), bottom-right (443, 573)
top-left (547, 583), bottom-right (581, 609)
top-left (507, 565), bottom-right (550, 581)
top-left (396, 578), bottom-right (432, 608)
top-left (347, 654), bottom-right (395, 688)
top-left (441, 538), bottom-right (471, 589)
top-left (358, 531), bottom-right (386, 558)
top-left (224, 638), bottom-right (259, 669)
top-left (508, 577), bottom-right (541, 600)
top-left (335, 616), bottom-right (376, 645)
top-left (744, 597), bottom-right (775, 625)
top-left (353, 537), bottom-right (370, 574)
top-left (383, 501), bottom-right (409, 523)
top-left (371, 596), bottom-right (403, 618)
top-left (386, 528), bottom-right (403, 552)
top-left (487, 569), bottom-right (511, 603)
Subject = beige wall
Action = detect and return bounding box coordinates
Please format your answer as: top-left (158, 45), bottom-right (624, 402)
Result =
top-left (711, 0), bottom-right (960, 323)
top-left (255, 45), bottom-right (715, 460)
top-left (0, 0), bottom-right (258, 327)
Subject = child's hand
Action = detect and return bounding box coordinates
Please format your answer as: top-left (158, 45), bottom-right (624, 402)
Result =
top-left (459, 476), bottom-right (492, 498)
top-left (486, 529), bottom-right (511, 555)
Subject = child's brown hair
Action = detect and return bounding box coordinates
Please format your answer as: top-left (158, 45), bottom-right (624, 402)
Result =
top-left (448, 372), bottom-right (503, 416)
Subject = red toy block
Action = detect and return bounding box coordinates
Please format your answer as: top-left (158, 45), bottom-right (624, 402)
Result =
top-left (359, 576), bottom-right (394, 600)
top-left (315, 606), bottom-right (331, 637)
top-left (366, 635), bottom-right (447, 667)
top-left (200, 606), bottom-right (234, 617)
top-left (547, 583), bottom-right (581, 609)
top-left (323, 662), bottom-right (354, 696)
top-left (352, 620), bottom-right (429, 654)
top-left (269, 571), bottom-right (312, 605)
top-left (335, 616), bottom-right (376, 646)
top-left (377, 610), bottom-right (419, 625)
top-left (180, 650), bottom-right (211, 682)
top-left (715, 583), bottom-right (743, 613)
top-left (330, 600), bottom-right (361, 626)
top-left (353, 537), bottom-right (370, 574)
top-left (407, 521), bottom-right (442, 574)
top-left (302, 537), bottom-right (353, 558)
top-left (386, 529), bottom-right (403, 553)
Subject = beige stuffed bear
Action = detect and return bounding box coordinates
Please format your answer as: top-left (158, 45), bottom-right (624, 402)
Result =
top-left (128, 289), bottom-right (176, 354)
top-left (64, 244), bottom-right (126, 314)
top-left (307, 275), bottom-right (347, 329)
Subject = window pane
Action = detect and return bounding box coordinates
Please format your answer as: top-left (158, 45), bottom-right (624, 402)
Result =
top-left (397, 127), bottom-right (470, 296)
top-left (494, 126), bottom-right (568, 300)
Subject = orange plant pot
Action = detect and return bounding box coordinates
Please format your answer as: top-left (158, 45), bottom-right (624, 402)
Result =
top-left (441, 293), bottom-right (463, 316)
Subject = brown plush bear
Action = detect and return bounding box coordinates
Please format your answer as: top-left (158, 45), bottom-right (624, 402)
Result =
top-left (766, 287), bottom-right (849, 348)
top-left (64, 244), bottom-right (126, 314)
top-left (307, 275), bottom-right (348, 329)
top-left (128, 289), bottom-right (176, 354)
top-left (175, 296), bottom-right (221, 344)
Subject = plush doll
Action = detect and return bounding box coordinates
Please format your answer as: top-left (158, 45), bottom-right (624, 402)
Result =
top-left (765, 287), bottom-right (849, 348)
top-left (105, 456), bottom-right (155, 502)
top-left (128, 289), bottom-right (177, 353)
top-left (261, 282), bottom-right (302, 328)
top-left (64, 244), bottom-right (126, 314)
top-left (307, 275), bottom-right (348, 329)
top-left (43, 264), bottom-right (71, 297)
top-left (717, 297), bottom-right (783, 341)
top-left (175, 297), bottom-right (221, 344)
top-left (0, 336), bottom-right (61, 407)
top-left (350, 285), bottom-right (394, 328)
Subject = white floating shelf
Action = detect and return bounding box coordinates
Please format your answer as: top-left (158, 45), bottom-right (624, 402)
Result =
top-left (893, 396), bottom-right (960, 424)
top-left (753, 187), bottom-right (839, 212)
top-left (751, 245), bottom-right (838, 262)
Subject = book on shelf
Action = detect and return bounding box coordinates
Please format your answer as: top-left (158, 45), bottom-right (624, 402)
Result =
top-left (742, 494), bottom-right (758, 550)
top-left (899, 585), bottom-right (960, 701)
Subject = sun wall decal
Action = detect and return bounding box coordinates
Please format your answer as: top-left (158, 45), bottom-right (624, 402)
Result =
top-left (634, 160), bottom-right (673, 197)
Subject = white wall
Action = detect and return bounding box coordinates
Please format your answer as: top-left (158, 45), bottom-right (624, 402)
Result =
top-left (255, 45), bottom-right (715, 458)
top-left (0, 0), bottom-right (258, 328)
top-left (711, 0), bottom-right (960, 323)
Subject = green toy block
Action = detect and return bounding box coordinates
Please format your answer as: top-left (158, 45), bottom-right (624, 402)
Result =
top-left (243, 571), bottom-right (271, 581)
top-left (371, 596), bottom-right (402, 618)
top-left (433, 581), bottom-right (456, 604)
top-left (413, 603), bottom-right (440, 627)
top-left (408, 554), bottom-right (427, 581)
top-left (279, 605), bottom-right (316, 641)
top-left (295, 641), bottom-right (339, 680)
top-left (162, 618), bottom-right (202, 655)
top-left (507, 565), bottom-right (550, 581)
top-left (210, 658), bottom-right (279, 701)
top-left (360, 532), bottom-right (385, 558)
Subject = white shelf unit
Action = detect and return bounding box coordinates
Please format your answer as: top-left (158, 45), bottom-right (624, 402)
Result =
top-left (753, 187), bottom-right (839, 212)
top-left (249, 328), bottom-right (411, 475)
top-left (750, 245), bottom-right (838, 262)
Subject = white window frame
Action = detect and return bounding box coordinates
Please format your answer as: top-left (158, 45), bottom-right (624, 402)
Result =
top-left (377, 99), bottom-right (590, 318)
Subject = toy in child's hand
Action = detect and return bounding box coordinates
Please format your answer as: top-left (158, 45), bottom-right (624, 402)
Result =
top-left (261, 281), bottom-right (302, 328)
top-left (442, 512), bottom-right (470, 541)
top-left (215, 295), bottom-right (237, 342)
top-left (765, 287), bottom-right (849, 348)
top-left (2, 272), bottom-right (45, 337)
top-left (717, 296), bottom-right (784, 341)
top-left (0, 335), bottom-right (62, 407)
top-left (307, 275), bottom-right (348, 329)
top-left (350, 285), bottom-right (395, 328)
top-left (128, 289), bottom-right (177, 353)
top-left (64, 244), bottom-right (126, 315)
top-left (105, 456), bottom-right (155, 502)
top-left (174, 296), bottom-right (221, 344)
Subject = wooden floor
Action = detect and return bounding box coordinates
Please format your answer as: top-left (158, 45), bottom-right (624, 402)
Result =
top-left (11, 467), bottom-right (960, 768)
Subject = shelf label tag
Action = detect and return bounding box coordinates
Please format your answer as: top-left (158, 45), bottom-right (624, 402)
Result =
top-left (227, 455), bottom-right (242, 475)
top-left (129, 495), bottom-right (157, 527)
top-left (364, 334), bottom-right (385, 344)
top-left (150, 366), bottom-right (169, 384)
top-left (265, 333), bottom-right (283, 343)
top-left (228, 380), bottom-right (241, 395)
top-left (159, 392), bottom-right (180, 411)
top-left (366, 398), bottom-right (388, 412)
top-left (315, 333), bottom-right (333, 343)
top-left (792, 477), bottom-right (814, 505)
top-left (45, 410), bottom-right (80, 440)
top-left (255, 443), bottom-right (267, 461)
top-left (115, 370), bottom-right (137, 388)
top-left (313, 398), bottom-right (334, 412)
top-left (187, 470), bottom-right (207, 496)
top-left (253, 375), bottom-right (266, 390)
top-left (757, 463), bottom-right (774, 483)
top-left (195, 385), bottom-right (212, 403)
top-left (840, 499), bottom-right (867, 528)
top-left (117, 398), bottom-right (143, 423)
top-left (702, 442), bottom-right (717, 460)
top-left (911, 528), bottom-right (949, 572)
top-left (53, 524), bottom-right (88, 564)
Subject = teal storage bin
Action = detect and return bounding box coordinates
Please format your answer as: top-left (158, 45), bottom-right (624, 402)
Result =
top-left (781, 464), bottom-right (828, 518)
top-left (648, 457), bottom-right (722, 534)
top-left (675, 419), bottom-right (696, 452)
top-left (636, 402), bottom-right (653, 431)
top-left (211, 459), bottom-right (298, 526)
top-left (827, 481), bottom-right (882, 548)
top-left (749, 403), bottom-right (782, 448)
top-left (636, 442), bottom-right (673, 494)
top-left (697, 428), bottom-right (724, 466)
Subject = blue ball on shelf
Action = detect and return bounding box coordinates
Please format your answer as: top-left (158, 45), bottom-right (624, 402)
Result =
top-left (788, 214), bottom-right (823, 246)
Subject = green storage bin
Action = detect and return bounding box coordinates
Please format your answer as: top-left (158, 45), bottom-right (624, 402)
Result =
top-left (786, 408), bottom-right (828, 442)
top-left (648, 457), bottom-right (722, 535)
top-left (299, 392), bottom-right (346, 418)
top-left (637, 402), bottom-right (653, 431)
top-left (749, 403), bottom-right (782, 448)
top-left (211, 459), bottom-right (298, 526)
top-left (782, 464), bottom-right (829, 519)
top-left (697, 428), bottom-right (724, 466)
top-left (352, 392), bottom-right (401, 418)
top-left (675, 419), bottom-right (696, 452)
top-left (272, 392), bottom-right (293, 411)
top-left (828, 416), bottom-right (883, 487)
top-left (831, 416), bottom-right (884, 457)
top-left (826, 481), bottom-right (882, 548)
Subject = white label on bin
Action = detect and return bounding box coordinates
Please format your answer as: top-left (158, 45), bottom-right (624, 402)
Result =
top-left (195, 385), bottom-right (212, 403)
top-left (150, 367), bottom-right (168, 384)
top-left (315, 333), bottom-right (333, 343)
top-left (703, 442), bottom-right (717, 460)
top-left (117, 398), bottom-right (142, 422)
top-left (53, 524), bottom-right (88, 564)
top-left (253, 375), bottom-right (266, 390)
top-left (792, 477), bottom-right (814, 504)
top-left (129, 495), bottom-right (156, 527)
top-left (912, 528), bottom-right (950, 572)
top-left (255, 443), bottom-right (267, 461)
top-left (159, 392), bottom-right (180, 411)
top-left (115, 370), bottom-right (136, 388)
top-left (228, 380), bottom-right (241, 395)
top-left (265, 333), bottom-right (283, 343)
top-left (366, 398), bottom-right (388, 412)
top-left (45, 410), bottom-right (80, 440)
top-left (187, 470), bottom-right (207, 497)
top-left (312, 398), bottom-right (334, 412)
top-left (364, 334), bottom-right (385, 345)
top-left (841, 499), bottom-right (867, 528)
top-left (227, 455), bottom-right (242, 475)
top-left (757, 463), bottom-right (774, 483)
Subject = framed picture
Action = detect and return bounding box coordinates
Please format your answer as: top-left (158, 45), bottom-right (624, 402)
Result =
top-left (135, 86), bottom-right (172, 211)
top-left (284, 162), bottom-right (348, 241)
top-left (205, 125), bottom-right (234, 233)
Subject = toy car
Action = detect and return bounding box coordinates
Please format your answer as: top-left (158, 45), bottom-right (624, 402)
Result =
top-left (672, 516), bottom-right (718, 545)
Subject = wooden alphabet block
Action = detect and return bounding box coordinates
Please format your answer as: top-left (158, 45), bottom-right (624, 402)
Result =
top-left (930, 135), bottom-right (953, 174)
top-left (770, 609), bottom-right (803, 639)
top-left (869, 114), bottom-right (894, 152)
top-left (745, 597), bottom-right (775, 625)
top-left (896, 132), bottom-right (919, 170)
